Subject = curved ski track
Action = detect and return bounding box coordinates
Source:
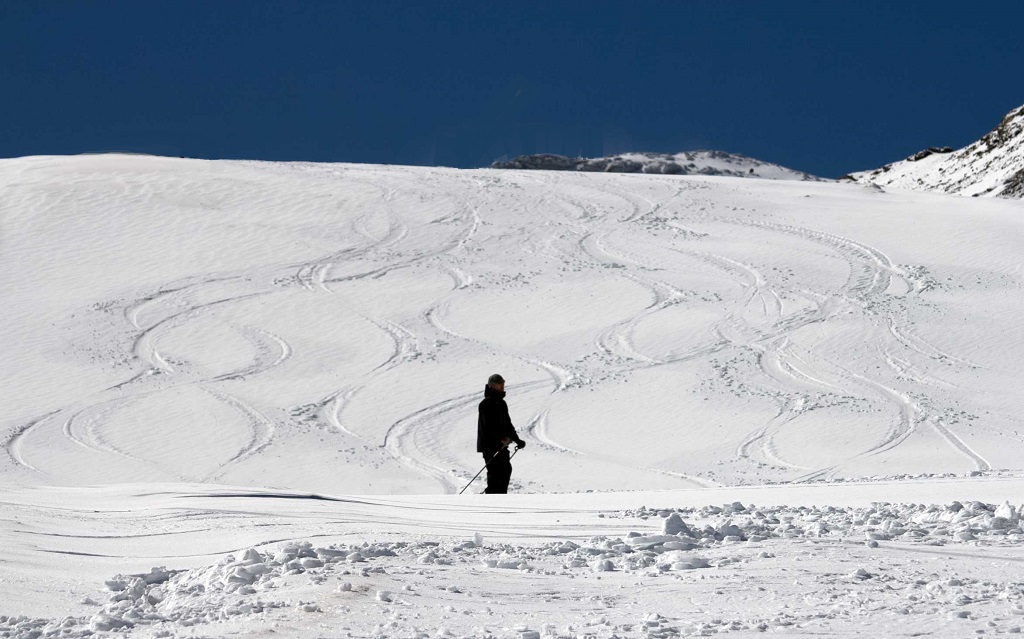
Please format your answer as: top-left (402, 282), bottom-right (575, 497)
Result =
top-left (4, 167), bottom-right (999, 490)
top-left (716, 220), bottom-right (991, 479)
top-left (6, 174), bottom-right (438, 480)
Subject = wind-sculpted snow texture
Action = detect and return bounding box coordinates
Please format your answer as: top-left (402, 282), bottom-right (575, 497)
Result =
top-left (846, 104), bottom-right (1024, 197)
top-left (5, 487), bottom-right (1024, 639)
top-left (2, 154), bottom-right (1023, 495)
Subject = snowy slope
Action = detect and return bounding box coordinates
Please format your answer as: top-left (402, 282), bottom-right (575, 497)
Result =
top-left (4, 481), bottom-right (1024, 638)
top-left (492, 150), bottom-right (822, 181)
top-left (845, 104), bottom-right (1024, 197)
top-left (2, 154), bottom-right (1024, 493)
top-left (3, 154), bottom-right (1024, 637)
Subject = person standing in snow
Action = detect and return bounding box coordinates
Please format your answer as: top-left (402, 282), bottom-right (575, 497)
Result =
top-left (477, 373), bottom-right (525, 494)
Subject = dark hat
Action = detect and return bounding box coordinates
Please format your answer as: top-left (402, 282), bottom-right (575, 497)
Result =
top-left (487, 373), bottom-right (505, 385)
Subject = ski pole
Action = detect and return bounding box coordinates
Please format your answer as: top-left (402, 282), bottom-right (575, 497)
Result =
top-left (459, 445), bottom-right (505, 495)
top-left (459, 443), bottom-right (518, 495)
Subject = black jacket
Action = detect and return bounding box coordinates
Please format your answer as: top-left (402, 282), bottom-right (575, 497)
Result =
top-left (477, 386), bottom-right (521, 453)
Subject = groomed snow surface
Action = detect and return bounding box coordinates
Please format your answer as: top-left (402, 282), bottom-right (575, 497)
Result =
top-left (2, 155), bottom-right (1023, 637)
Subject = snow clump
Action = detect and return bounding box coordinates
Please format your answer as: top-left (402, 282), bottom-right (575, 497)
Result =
top-left (625, 500), bottom-right (1024, 546)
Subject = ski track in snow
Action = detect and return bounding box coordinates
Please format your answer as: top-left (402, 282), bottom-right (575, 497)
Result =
top-left (660, 217), bottom-right (995, 481)
top-left (211, 326), bottom-right (293, 382)
top-left (314, 312), bottom-right (423, 444)
top-left (583, 232), bottom-right (686, 365)
top-left (753, 222), bottom-right (990, 478)
top-left (7, 155), bottom-right (1024, 639)
top-left (523, 409), bottom-right (579, 455)
top-left (201, 387), bottom-right (277, 482)
top-left (382, 391), bottom-right (496, 494)
top-left (2, 157), bottom-right (1017, 492)
top-left (14, 266), bottom-right (299, 481)
top-left (420, 297), bottom-right (582, 476)
top-left (5, 411), bottom-right (60, 474)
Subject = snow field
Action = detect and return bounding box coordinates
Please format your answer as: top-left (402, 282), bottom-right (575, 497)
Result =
top-left (3, 154), bottom-right (1024, 637)
top-left (5, 498), bottom-right (1024, 638)
top-left (4, 156), bottom-right (1023, 492)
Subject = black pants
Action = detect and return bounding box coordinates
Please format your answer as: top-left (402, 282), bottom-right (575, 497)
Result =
top-left (483, 448), bottom-right (512, 494)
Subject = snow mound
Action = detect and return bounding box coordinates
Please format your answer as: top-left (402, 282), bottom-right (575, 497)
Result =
top-left (491, 150), bottom-right (823, 181)
top-left (845, 104), bottom-right (1024, 197)
top-left (627, 499), bottom-right (1024, 545)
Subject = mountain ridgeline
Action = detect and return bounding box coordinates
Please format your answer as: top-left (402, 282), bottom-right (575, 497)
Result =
top-left (491, 150), bottom-right (823, 182)
top-left (491, 104), bottom-right (1024, 199)
top-left (844, 104), bottom-right (1024, 198)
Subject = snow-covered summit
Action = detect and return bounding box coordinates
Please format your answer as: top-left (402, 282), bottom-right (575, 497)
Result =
top-left (491, 150), bottom-right (823, 181)
top-left (845, 104), bottom-right (1024, 198)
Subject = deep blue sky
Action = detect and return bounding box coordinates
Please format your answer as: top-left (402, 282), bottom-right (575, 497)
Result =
top-left (2, 1), bottom-right (1022, 177)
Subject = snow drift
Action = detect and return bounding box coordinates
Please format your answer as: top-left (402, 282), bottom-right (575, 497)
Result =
top-left (5, 485), bottom-right (1024, 639)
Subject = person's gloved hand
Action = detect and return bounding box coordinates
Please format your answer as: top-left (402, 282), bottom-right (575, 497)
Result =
top-left (515, 439), bottom-right (526, 449)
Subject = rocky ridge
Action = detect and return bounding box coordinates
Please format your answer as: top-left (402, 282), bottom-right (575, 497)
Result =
top-left (845, 104), bottom-right (1024, 198)
top-left (491, 150), bottom-right (822, 182)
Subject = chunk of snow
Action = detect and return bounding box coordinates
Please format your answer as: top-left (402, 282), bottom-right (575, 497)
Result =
top-left (662, 513), bottom-right (693, 536)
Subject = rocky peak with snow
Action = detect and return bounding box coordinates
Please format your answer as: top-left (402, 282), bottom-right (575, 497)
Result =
top-left (491, 150), bottom-right (823, 182)
top-left (844, 104), bottom-right (1024, 198)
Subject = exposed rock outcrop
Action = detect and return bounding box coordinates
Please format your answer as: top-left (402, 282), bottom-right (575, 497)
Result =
top-left (492, 150), bottom-right (822, 182)
top-left (845, 105), bottom-right (1024, 198)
